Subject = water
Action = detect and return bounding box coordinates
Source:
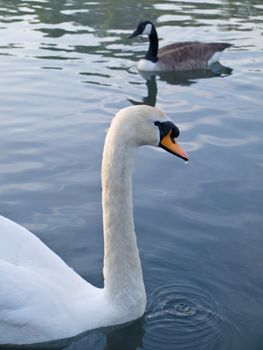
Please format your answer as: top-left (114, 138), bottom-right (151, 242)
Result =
top-left (0, 0), bottom-right (263, 349)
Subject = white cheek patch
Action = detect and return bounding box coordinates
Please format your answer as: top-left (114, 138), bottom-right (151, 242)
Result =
top-left (142, 23), bottom-right (152, 36)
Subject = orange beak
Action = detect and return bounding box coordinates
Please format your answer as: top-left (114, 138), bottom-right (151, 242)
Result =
top-left (160, 130), bottom-right (188, 161)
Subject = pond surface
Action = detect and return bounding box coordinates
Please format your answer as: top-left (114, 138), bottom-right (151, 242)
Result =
top-left (0, 0), bottom-right (263, 349)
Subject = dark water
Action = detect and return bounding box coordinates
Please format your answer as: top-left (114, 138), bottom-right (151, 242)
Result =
top-left (0, 0), bottom-right (263, 349)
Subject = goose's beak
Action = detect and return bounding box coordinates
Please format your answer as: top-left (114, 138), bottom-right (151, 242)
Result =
top-left (160, 131), bottom-right (188, 161)
top-left (129, 29), bottom-right (140, 39)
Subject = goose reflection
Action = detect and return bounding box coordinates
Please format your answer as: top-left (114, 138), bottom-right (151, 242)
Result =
top-left (128, 75), bottom-right (158, 107)
top-left (128, 62), bottom-right (232, 107)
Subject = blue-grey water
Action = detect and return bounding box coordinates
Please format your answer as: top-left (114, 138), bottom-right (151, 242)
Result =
top-left (0, 0), bottom-right (263, 349)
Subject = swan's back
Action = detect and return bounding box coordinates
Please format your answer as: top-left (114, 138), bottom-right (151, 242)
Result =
top-left (0, 215), bottom-right (88, 290)
top-left (0, 257), bottom-right (74, 343)
top-left (0, 215), bottom-right (101, 343)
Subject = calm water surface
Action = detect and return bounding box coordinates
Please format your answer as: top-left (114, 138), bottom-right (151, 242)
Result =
top-left (0, 0), bottom-right (263, 349)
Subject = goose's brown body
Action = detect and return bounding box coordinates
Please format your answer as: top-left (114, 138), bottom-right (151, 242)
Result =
top-left (157, 41), bottom-right (231, 71)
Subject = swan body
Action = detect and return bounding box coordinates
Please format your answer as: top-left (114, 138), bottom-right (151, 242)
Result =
top-left (129, 21), bottom-right (231, 72)
top-left (0, 105), bottom-right (188, 345)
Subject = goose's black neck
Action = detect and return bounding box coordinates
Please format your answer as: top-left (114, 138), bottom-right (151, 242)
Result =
top-left (145, 25), bottom-right (158, 63)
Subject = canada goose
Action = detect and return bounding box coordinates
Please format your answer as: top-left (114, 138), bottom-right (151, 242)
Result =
top-left (0, 105), bottom-right (188, 345)
top-left (129, 20), bottom-right (231, 72)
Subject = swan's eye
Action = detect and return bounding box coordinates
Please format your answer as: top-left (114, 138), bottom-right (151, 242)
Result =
top-left (154, 121), bottom-right (179, 140)
top-left (171, 126), bottom-right (180, 139)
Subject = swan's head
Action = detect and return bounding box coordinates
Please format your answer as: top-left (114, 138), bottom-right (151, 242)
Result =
top-left (111, 105), bottom-right (188, 161)
top-left (129, 20), bottom-right (154, 38)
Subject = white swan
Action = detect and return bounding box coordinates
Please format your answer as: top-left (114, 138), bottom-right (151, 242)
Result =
top-left (0, 105), bottom-right (188, 345)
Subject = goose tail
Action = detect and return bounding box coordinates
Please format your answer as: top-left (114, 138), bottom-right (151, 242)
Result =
top-left (216, 43), bottom-right (232, 51)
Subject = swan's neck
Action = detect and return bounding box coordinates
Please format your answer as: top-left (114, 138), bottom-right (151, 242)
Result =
top-left (102, 126), bottom-right (146, 309)
top-left (146, 26), bottom-right (158, 63)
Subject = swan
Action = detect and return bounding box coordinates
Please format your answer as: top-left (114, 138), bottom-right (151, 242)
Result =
top-left (0, 105), bottom-right (188, 345)
top-left (129, 20), bottom-right (231, 71)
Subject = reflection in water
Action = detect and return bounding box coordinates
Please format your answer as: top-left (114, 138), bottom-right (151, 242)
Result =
top-left (2, 320), bottom-right (145, 350)
top-left (128, 63), bottom-right (232, 107)
top-left (128, 75), bottom-right (157, 107)
top-left (104, 319), bottom-right (144, 350)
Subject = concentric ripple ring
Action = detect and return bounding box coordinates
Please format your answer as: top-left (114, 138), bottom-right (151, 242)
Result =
top-left (144, 284), bottom-right (240, 350)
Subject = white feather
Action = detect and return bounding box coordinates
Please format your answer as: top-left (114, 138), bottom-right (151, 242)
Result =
top-left (138, 59), bottom-right (158, 71)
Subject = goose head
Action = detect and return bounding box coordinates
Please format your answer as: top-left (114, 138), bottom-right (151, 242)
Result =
top-left (110, 105), bottom-right (188, 161)
top-left (129, 21), bottom-right (154, 38)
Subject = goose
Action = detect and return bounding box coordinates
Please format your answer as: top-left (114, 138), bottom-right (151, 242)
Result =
top-left (0, 105), bottom-right (188, 345)
top-left (129, 20), bottom-right (231, 72)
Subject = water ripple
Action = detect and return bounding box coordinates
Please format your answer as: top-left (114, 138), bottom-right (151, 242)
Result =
top-left (145, 284), bottom-right (241, 350)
